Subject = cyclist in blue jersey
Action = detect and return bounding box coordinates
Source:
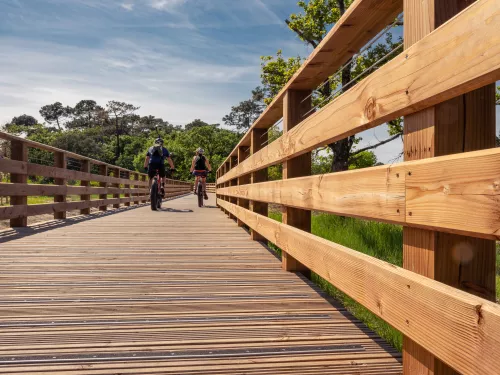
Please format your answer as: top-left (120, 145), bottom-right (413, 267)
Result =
top-left (143, 138), bottom-right (175, 197)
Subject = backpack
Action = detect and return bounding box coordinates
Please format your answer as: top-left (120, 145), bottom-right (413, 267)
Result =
top-left (151, 145), bottom-right (163, 158)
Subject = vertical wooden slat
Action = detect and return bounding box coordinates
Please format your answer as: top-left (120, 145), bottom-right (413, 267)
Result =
top-left (237, 147), bottom-right (250, 227)
top-left (250, 129), bottom-right (268, 242)
top-left (99, 165), bottom-right (108, 211)
top-left (133, 173), bottom-right (139, 205)
top-left (281, 90), bottom-right (312, 276)
top-left (113, 168), bottom-right (120, 209)
top-left (124, 171), bottom-right (131, 207)
top-left (80, 160), bottom-right (91, 215)
top-left (141, 174), bottom-right (147, 203)
top-left (10, 140), bottom-right (28, 227)
top-left (403, 0), bottom-right (496, 374)
top-left (229, 156), bottom-right (238, 216)
top-left (53, 152), bottom-right (67, 220)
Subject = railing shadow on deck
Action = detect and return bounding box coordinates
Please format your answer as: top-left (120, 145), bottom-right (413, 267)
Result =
top-left (0, 193), bottom-right (193, 244)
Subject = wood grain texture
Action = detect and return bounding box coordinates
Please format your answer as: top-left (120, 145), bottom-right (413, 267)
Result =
top-left (218, 0), bottom-right (500, 184)
top-left (402, 1), bottom-right (496, 374)
top-left (80, 160), bottom-right (91, 215)
top-left (54, 151), bottom-right (67, 220)
top-left (0, 195), bottom-right (401, 375)
top-left (217, 0), bottom-right (403, 173)
top-left (249, 129), bottom-right (268, 242)
top-left (282, 90), bottom-right (312, 275)
top-left (218, 199), bottom-right (500, 375)
top-left (9, 140), bottom-right (28, 227)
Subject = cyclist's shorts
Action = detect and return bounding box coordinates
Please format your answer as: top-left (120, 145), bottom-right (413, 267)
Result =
top-left (193, 170), bottom-right (208, 177)
top-left (148, 163), bottom-right (166, 179)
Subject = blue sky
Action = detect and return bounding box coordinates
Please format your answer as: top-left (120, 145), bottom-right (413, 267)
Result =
top-left (0, 0), bottom-right (312, 125)
top-left (0, 1), bottom-right (498, 164)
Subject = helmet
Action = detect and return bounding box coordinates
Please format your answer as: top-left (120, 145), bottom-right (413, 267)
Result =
top-left (196, 147), bottom-right (204, 154)
top-left (155, 138), bottom-right (164, 146)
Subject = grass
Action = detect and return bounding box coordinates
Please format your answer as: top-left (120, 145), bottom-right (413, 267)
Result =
top-left (1, 194), bottom-right (127, 207)
top-left (268, 210), bottom-right (404, 352)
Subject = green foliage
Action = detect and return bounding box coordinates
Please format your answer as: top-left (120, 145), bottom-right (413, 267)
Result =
top-left (223, 87), bottom-right (265, 132)
top-left (286, 0), bottom-right (353, 46)
top-left (349, 151), bottom-right (377, 169)
top-left (39, 102), bottom-right (72, 130)
top-left (268, 210), bottom-right (403, 351)
top-left (11, 114), bottom-right (38, 127)
top-left (260, 51), bottom-right (302, 105)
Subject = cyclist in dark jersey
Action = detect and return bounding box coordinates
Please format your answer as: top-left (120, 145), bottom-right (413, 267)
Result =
top-left (143, 138), bottom-right (175, 196)
top-left (190, 147), bottom-right (211, 200)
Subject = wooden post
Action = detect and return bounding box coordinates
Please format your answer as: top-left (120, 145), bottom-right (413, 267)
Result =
top-left (229, 156), bottom-right (238, 217)
top-left (250, 129), bottom-right (268, 241)
top-left (403, 1), bottom-right (496, 373)
top-left (124, 171), bottom-right (131, 207)
top-left (133, 173), bottom-right (140, 205)
top-left (281, 90), bottom-right (312, 276)
top-left (141, 174), bottom-right (147, 203)
top-left (99, 165), bottom-right (108, 211)
top-left (112, 168), bottom-right (120, 209)
top-left (237, 147), bottom-right (250, 227)
top-left (80, 160), bottom-right (91, 215)
top-left (10, 140), bottom-right (28, 227)
top-left (53, 152), bottom-right (67, 220)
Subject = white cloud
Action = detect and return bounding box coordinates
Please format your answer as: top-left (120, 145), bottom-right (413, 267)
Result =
top-left (121, 3), bottom-right (134, 11)
top-left (0, 37), bottom-right (258, 126)
top-left (150, 0), bottom-right (185, 11)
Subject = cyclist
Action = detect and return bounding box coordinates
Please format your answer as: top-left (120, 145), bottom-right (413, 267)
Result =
top-left (190, 148), bottom-right (211, 200)
top-left (143, 138), bottom-right (175, 197)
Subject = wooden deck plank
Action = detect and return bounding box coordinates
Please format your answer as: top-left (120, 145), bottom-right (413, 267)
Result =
top-left (0, 195), bottom-right (401, 374)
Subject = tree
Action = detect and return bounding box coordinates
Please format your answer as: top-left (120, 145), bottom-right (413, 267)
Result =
top-left (11, 114), bottom-right (38, 127)
top-left (282, 0), bottom-right (402, 171)
top-left (185, 119), bottom-right (210, 131)
top-left (67, 100), bottom-right (105, 129)
top-left (223, 87), bottom-right (265, 132)
top-left (39, 102), bottom-right (72, 130)
top-left (260, 51), bottom-right (302, 105)
top-left (105, 101), bottom-right (140, 162)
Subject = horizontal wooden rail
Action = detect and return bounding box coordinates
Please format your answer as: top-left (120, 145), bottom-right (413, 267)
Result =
top-left (218, 0), bottom-right (500, 184)
top-left (217, 0), bottom-right (403, 167)
top-left (218, 147), bottom-right (500, 239)
top-left (0, 183), bottom-right (149, 196)
top-left (217, 199), bottom-right (500, 375)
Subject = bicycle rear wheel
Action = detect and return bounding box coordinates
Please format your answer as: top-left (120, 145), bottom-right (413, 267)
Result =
top-left (151, 180), bottom-right (158, 211)
top-left (197, 184), bottom-right (203, 208)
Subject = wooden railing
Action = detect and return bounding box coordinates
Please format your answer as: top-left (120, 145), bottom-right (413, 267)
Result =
top-left (216, 0), bottom-right (500, 374)
top-left (0, 131), bottom-right (192, 227)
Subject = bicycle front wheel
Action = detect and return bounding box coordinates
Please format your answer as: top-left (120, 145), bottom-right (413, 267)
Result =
top-left (151, 180), bottom-right (158, 211)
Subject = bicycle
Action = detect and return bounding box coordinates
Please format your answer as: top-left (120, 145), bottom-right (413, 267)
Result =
top-left (147, 166), bottom-right (175, 211)
top-left (195, 171), bottom-right (210, 208)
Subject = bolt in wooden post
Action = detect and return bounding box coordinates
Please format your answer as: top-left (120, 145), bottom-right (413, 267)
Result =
top-left (112, 168), bottom-right (120, 209)
top-left (53, 152), bottom-right (66, 220)
top-left (99, 165), bottom-right (108, 211)
top-left (237, 146), bottom-right (250, 227)
top-left (9, 140), bottom-right (28, 227)
top-left (250, 129), bottom-right (268, 242)
top-left (281, 90), bottom-right (312, 277)
top-left (80, 160), bottom-right (91, 215)
top-left (403, 1), bottom-right (496, 373)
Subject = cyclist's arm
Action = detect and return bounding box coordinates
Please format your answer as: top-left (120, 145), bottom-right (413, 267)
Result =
top-left (166, 156), bottom-right (175, 170)
top-left (189, 157), bottom-right (196, 173)
top-left (143, 156), bottom-right (150, 169)
top-left (205, 159), bottom-right (212, 172)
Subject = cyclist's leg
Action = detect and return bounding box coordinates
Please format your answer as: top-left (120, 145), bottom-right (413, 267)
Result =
top-left (158, 165), bottom-right (166, 197)
top-left (194, 175), bottom-right (200, 194)
top-left (202, 174), bottom-right (208, 200)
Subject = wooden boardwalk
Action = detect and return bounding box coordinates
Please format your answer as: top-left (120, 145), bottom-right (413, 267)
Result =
top-left (0, 195), bottom-right (401, 374)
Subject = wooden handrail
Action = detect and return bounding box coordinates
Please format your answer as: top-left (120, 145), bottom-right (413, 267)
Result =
top-left (216, 0), bottom-right (500, 373)
top-left (216, 0), bottom-right (403, 169)
top-left (0, 131), bottom-right (192, 226)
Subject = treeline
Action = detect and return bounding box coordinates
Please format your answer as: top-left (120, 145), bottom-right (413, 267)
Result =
top-left (3, 101), bottom-right (239, 183)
